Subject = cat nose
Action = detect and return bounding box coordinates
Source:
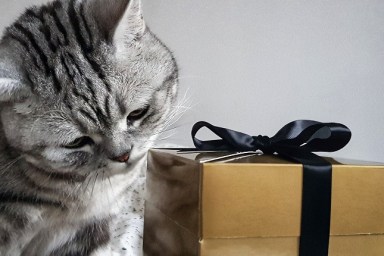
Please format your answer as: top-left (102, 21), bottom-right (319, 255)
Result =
top-left (111, 152), bottom-right (130, 163)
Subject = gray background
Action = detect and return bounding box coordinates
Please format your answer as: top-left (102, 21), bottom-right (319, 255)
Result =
top-left (1, 0), bottom-right (383, 162)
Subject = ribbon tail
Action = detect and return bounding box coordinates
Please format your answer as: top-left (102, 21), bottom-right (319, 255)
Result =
top-left (278, 149), bottom-right (332, 256)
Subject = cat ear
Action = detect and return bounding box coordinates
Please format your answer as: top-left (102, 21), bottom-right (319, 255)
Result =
top-left (0, 50), bottom-right (29, 102)
top-left (88, 0), bottom-right (145, 44)
top-left (113, 0), bottom-right (145, 55)
top-left (0, 77), bottom-right (24, 102)
top-left (0, 70), bottom-right (30, 102)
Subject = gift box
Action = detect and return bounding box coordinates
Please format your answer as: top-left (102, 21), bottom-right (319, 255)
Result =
top-left (144, 149), bottom-right (384, 256)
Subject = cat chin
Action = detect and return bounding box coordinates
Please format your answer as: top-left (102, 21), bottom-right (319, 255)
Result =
top-left (104, 151), bottom-right (147, 176)
top-left (79, 161), bottom-right (145, 219)
top-left (106, 161), bottom-right (133, 176)
top-left (128, 147), bottom-right (148, 162)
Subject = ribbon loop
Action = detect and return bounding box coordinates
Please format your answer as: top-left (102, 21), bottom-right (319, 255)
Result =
top-left (192, 120), bottom-right (351, 155)
top-left (191, 120), bottom-right (351, 256)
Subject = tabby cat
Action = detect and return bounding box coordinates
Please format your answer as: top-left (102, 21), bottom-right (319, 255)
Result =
top-left (0, 0), bottom-right (178, 255)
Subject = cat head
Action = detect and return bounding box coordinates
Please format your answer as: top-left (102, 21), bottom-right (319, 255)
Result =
top-left (0, 0), bottom-right (178, 179)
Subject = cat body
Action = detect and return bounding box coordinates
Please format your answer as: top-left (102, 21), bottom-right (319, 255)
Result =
top-left (0, 0), bottom-right (178, 255)
top-left (0, 153), bottom-right (144, 255)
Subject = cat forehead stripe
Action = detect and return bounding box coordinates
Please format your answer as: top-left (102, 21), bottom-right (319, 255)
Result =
top-left (68, 0), bottom-right (112, 93)
top-left (59, 51), bottom-right (112, 128)
top-left (6, 0), bottom-right (113, 97)
top-left (9, 0), bottom-right (124, 128)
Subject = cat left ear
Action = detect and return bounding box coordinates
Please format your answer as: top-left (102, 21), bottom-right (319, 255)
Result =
top-left (88, 0), bottom-right (145, 45)
top-left (0, 77), bottom-right (24, 102)
top-left (0, 55), bottom-right (29, 102)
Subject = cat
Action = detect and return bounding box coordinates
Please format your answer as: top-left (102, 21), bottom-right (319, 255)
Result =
top-left (0, 0), bottom-right (178, 255)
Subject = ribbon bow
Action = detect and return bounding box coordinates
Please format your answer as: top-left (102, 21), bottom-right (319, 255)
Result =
top-left (192, 120), bottom-right (351, 256)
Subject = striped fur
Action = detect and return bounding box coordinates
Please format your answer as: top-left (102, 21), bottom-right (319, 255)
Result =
top-left (0, 0), bottom-right (178, 255)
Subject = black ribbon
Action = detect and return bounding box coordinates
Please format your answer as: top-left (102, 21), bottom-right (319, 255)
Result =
top-left (191, 120), bottom-right (351, 256)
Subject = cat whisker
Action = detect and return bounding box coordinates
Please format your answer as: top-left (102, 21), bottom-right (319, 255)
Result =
top-left (155, 133), bottom-right (177, 142)
top-left (160, 123), bottom-right (190, 133)
top-left (81, 174), bottom-right (94, 195)
top-left (90, 173), bottom-right (99, 197)
top-left (106, 175), bottom-right (114, 209)
top-left (148, 123), bottom-right (191, 141)
top-left (146, 125), bottom-right (182, 138)
top-left (161, 106), bottom-right (191, 133)
top-left (0, 156), bottom-right (23, 173)
top-left (176, 75), bottom-right (206, 81)
top-left (108, 176), bottom-right (113, 191)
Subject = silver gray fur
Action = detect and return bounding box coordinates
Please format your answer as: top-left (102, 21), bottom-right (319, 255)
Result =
top-left (0, 0), bottom-right (178, 255)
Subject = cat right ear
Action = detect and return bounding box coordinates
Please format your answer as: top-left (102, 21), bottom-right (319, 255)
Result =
top-left (87, 0), bottom-right (145, 42)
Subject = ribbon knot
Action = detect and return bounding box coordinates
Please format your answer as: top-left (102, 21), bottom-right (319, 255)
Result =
top-left (191, 120), bottom-right (351, 256)
top-left (252, 135), bottom-right (273, 154)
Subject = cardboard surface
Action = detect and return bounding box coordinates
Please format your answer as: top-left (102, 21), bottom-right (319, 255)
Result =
top-left (202, 163), bottom-right (302, 238)
top-left (201, 164), bottom-right (384, 238)
top-left (144, 149), bottom-right (384, 255)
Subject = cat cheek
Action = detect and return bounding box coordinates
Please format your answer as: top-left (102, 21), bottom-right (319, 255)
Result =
top-left (41, 148), bottom-right (68, 163)
top-left (41, 147), bottom-right (93, 167)
top-left (64, 152), bottom-right (93, 168)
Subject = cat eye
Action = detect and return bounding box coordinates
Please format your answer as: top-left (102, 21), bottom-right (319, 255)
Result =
top-left (127, 106), bottom-right (150, 123)
top-left (64, 136), bottom-right (94, 149)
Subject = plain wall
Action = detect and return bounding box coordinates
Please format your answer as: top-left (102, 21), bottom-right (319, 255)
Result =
top-left (1, 0), bottom-right (383, 162)
top-left (143, 0), bottom-right (384, 162)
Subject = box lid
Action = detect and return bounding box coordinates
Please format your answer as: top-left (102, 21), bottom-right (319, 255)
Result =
top-left (156, 149), bottom-right (384, 166)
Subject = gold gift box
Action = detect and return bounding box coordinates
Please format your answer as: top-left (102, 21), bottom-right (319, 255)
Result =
top-left (144, 149), bottom-right (384, 256)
